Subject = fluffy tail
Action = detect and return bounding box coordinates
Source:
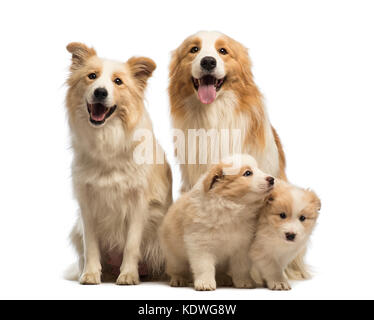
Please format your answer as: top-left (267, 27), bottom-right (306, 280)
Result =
top-left (63, 262), bottom-right (80, 281)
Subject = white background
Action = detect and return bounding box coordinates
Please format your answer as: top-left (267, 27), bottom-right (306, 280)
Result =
top-left (0, 0), bottom-right (373, 300)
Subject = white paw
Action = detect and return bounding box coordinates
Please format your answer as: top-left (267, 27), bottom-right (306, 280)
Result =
top-left (268, 280), bottom-right (291, 291)
top-left (79, 272), bottom-right (101, 285)
top-left (116, 272), bottom-right (140, 285)
top-left (170, 276), bottom-right (189, 287)
top-left (194, 279), bottom-right (217, 291)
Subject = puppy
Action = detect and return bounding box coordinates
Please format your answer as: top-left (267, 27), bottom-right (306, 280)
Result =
top-left (249, 180), bottom-right (321, 290)
top-left (169, 31), bottom-right (308, 280)
top-left (160, 154), bottom-right (274, 291)
top-left (66, 43), bottom-right (172, 285)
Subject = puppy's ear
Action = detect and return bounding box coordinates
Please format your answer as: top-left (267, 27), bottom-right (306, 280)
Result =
top-left (306, 189), bottom-right (321, 211)
top-left (66, 42), bottom-right (96, 70)
top-left (127, 57), bottom-right (156, 90)
top-left (203, 165), bottom-right (224, 193)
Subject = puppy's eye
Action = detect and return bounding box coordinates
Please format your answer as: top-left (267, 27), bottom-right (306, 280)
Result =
top-left (299, 215), bottom-right (306, 222)
top-left (280, 213), bottom-right (287, 219)
top-left (219, 48), bottom-right (228, 55)
top-left (243, 170), bottom-right (253, 177)
top-left (114, 78), bottom-right (123, 86)
top-left (190, 46), bottom-right (199, 53)
top-left (88, 73), bottom-right (97, 80)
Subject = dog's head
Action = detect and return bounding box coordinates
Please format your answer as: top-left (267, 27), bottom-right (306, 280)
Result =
top-left (262, 181), bottom-right (321, 244)
top-left (66, 42), bottom-right (155, 129)
top-left (203, 154), bottom-right (274, 204)
top-left (169, 31), bottom-right (254, 105)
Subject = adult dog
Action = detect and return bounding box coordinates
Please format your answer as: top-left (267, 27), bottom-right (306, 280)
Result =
top-left (66, 43), bottom-right (172, 284)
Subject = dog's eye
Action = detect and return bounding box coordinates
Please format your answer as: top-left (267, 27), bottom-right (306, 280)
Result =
top-left (114, 78), bottom-right (123, 86)
top-left (299, 215), bottom-right (306, 222)
top-left (219, 48), bottom-right (228, 55)
top-left (280, 213), bottom-right (287, 219)
top-left (190, 46), bottom-right (199, 53)
top-left (88, 73), bottom-right (97, 80)
top-left (243, 170), bottom-right (253, 177)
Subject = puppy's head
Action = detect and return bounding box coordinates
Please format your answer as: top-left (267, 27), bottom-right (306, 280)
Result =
top-left (262, 181), bottom-right (321, 244)
top-left (169, 31), bottom-right (254, 105)
top-left (203, 154), bottom-right (274, 204)
top-left (66, 42), bottom-right (156, 129)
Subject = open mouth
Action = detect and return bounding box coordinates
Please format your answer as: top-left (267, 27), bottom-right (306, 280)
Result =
top-left (192, 75), bottom-right (226, 104)
top-left (86, 102), bottom-right (117, 126)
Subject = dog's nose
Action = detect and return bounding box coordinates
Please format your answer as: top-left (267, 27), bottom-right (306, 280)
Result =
top-left (285, 232), bottom-right (296, 241)
top-left (266, 176), bottom-right (275, 186)
top-left (200, 56), bottom-right (217, 71)
top-left (94, 88), bottom-right (108, 100)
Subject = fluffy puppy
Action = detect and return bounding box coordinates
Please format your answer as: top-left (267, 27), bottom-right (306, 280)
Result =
top-left (250, 180), bottom-right (321, 290)
top-left (66, 43), bottom-right (172, 285)
top-left (160, 154), bottom-right (274, 291)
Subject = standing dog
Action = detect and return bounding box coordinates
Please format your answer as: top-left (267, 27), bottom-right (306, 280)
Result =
top-left (66, 43), bottom-right (172, 285)
top-left (168, 31), bottom-right (308, 279)
top-left (160, 154), bottom-right (274, 291)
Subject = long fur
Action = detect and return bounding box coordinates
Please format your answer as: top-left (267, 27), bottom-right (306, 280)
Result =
top-left (65, 43), bottom-right (172, 284)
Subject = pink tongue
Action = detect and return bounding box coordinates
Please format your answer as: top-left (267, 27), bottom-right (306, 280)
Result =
top-left (91, 112), bottom-right (106, 121)
top-left (198, 84), bottom-right (216, 104)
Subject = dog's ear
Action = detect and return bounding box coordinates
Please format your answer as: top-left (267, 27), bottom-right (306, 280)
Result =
top-left (203, 165), bottom-right (224, 193)
top-left (127, 57), bottom-right (156, 90)
top-left (66, 42), bottom-right (96, 70)
top-left (306, 190), bottom-right (321, 212)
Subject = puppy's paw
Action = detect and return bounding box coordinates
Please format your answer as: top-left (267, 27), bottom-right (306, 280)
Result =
top-left (170, 276), bottom-right (189, 287)
top-left (79, 272), bottom-right (101, 285)
top-left (116, 272), bottom-right (140, 285)
top-left (232, 278), bottom-right (255, 289)
top-left (267, 280), bottom-right (291, 291)
top-left (194, 279), bottom-right (217, 291)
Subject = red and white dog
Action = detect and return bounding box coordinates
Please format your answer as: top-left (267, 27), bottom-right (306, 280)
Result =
top-left (169, 31), bottom-right (308, 280)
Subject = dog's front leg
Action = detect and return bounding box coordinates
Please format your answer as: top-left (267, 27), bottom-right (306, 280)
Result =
top-left (116, 210), bottom-right (144, 285)
top-left (228, 249), bottom-right (255, 289)
top-left (80, 209), bottom-right (102, 285)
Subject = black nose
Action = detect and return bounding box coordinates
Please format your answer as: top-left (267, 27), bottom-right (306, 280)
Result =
top-left (285, 232), bottom-right (296, 241)
top-left (94, 88), bottom-right (108, 100)
top-left (266, 176), bottom-right (275, 186)
top-left (200, 56), bottom-right (217, 71)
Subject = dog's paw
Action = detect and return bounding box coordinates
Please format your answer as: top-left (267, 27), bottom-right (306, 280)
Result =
top-left (116, 272), bottom-right (140, 285)
top-left (79, 272), bottom-right (101, 285)
top-left (232, 278), bottom-right (255, 289)
top-left (170, 276), bottom-right (189, 287)
top-left (267, 280), bottom-right (291, 291)
top-left (194, 279), bottom-right (217, 291)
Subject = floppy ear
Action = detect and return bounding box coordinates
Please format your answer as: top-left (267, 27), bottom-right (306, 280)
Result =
top-left (306, 190), bottom-right (321, 211)
top-left (66, 42), bottom-right (96, 70)
top-left (203, 165), bottom-right (224, 193)
top-left (127, 57), bottom-right (156, 90)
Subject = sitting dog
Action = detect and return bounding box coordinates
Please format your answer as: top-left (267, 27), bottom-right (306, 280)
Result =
top-left (160, 154), bottom-right (274, 291)
top-left (66, 43), bottom-right (172, 285)
top-left (249, 180), bottom-right (321, 290)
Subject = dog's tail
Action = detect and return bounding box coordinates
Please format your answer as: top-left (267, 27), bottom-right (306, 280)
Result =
top-left (63, 263), bottom-right (80, 281)
top-left (285, 248), bottom-right (312, 280)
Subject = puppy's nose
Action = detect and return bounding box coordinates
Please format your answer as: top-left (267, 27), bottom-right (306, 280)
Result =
top-left (285, 232), bottom-right (296, 241)
top-left (200, 56), bottom-right (217, 71)
top-left (94, 87), bottom-right (108, 100)
top-left (266, 176), bottom-right (275, 186)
